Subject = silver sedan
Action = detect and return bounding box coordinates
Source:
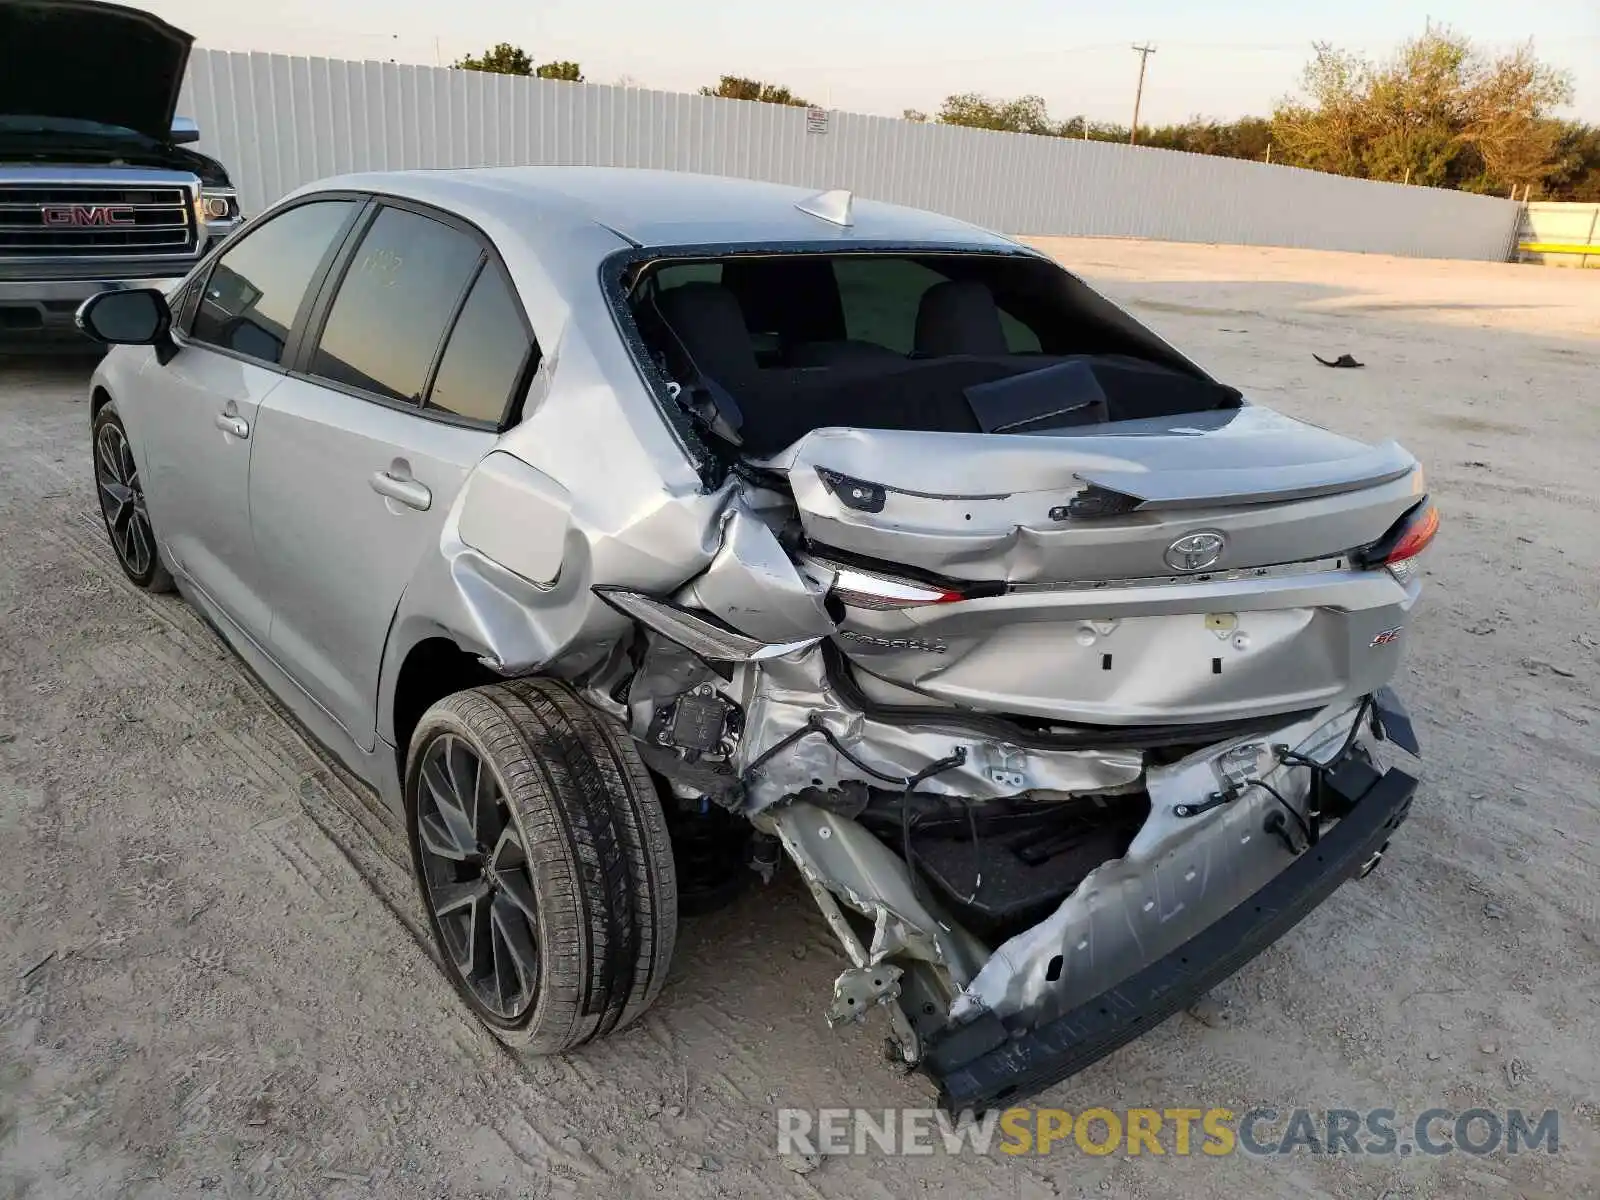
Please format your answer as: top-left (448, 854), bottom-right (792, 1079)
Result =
top-left (80, 167), bottom-right (1430, 1108)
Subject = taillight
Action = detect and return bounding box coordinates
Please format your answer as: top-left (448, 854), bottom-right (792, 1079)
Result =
top-left (829, 566), bottom-right (966, 610)
top-left (1386, 504), bottom-right (1440, 562)
top-left (1358, 499), bottom-right (1440, 578)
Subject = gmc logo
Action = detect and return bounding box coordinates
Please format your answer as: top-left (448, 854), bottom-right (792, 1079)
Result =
top-left (41, 205), bottom-right (136, 226)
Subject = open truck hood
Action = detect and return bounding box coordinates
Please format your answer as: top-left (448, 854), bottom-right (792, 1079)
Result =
top-left (0, 0), bottom-right (194, 142)
top-left (768, 405), bottom-right (1420, 584)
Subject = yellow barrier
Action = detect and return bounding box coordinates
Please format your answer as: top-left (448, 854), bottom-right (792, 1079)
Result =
top-left (1518, 241), bottom-right (1597, 255)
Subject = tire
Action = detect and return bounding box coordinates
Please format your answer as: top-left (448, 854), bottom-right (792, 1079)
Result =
top-left (405, 679), bottom-right (677, 1053)
top-left (91, 403), bottom-right (174, 593)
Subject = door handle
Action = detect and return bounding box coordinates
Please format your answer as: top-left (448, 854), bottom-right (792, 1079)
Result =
top-left (213, 412), bottom-right (249, 438)
top-left (370, 470), bottom-right (432, 511)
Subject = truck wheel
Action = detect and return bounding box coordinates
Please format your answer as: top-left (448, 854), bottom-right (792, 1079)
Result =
top-left (92, 404), bottom-right (174, 592)
top-left (405, 679), bottom-right (677, 1053)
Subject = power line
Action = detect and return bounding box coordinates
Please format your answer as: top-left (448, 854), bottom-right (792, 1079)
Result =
top-left (1130, 43), bottom-right (1156, 145)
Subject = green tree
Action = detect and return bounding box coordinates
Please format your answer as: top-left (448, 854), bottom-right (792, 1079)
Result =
top-left (699, 76), bottom-right (810, 106)
top-left (1543, 121), bottom-right (1600, 201)
top-left (933, 95), bottom-right (1273, 160)
top-left (452, 43), bottom-right (534, 75)
top-left (1082, 120), bottom-right (1131, 142)
top-left (1271, 29), bottom-right (1573, 192)
top-left (926, 33), bottom-right (1587, 196)
top-left (1143, 116), bottom-right (1272, 159)
top-left (937, 92), bottom-right (1062, 136)
top-left (536, 61), bottom-right (583, 82)
top-left (1270, 43), bottom-right (1373, 177)
top-left (1458, 42), bottom-right (1571, 190)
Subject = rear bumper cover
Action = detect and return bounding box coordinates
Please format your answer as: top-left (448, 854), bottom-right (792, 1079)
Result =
top-left (923, 764), bottom-right (1417, 1112)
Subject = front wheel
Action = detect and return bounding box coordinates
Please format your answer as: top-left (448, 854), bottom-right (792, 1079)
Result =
top-left (91, 403), bottom-right (173, 592)
top-left (405, 679), bottom-right (678, 1053)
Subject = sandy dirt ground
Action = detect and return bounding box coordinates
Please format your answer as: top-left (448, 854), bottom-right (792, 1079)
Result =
top-left (2, 239), bottom-right (1597, 1199)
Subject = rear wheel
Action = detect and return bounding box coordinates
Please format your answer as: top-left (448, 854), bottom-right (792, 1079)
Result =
top-left (91, 404), bottom-right (173, 592)
top-left (405, 679), bottom-right (677, 1052)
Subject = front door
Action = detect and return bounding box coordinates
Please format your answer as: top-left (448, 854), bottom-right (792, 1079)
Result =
top-left (142, 198), bottom-right (362, 642)
top-left (139, 348), bottom-right (277, 640)
top-left (248, 204), bottom-right (535, 749)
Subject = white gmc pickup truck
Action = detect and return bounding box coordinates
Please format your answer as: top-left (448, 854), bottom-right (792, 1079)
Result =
top-left (0, 0), bottom-right (242, 344)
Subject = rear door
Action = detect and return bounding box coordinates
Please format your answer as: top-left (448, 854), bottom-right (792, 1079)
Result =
top-left (144, 197), bottom-right (360, 642)
top-left (247, 201), bottom-right (537, 749)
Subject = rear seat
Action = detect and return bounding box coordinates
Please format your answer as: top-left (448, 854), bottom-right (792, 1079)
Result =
top-left (914, 280), bottom-right (1012, 357)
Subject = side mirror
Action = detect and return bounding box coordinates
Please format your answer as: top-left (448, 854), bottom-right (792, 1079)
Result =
top-left (77, 289), bottom-right (176, 362)
top-left (170, 116), bottom-right (201, 145)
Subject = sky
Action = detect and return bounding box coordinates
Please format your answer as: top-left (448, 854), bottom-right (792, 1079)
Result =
top-left (140, 0), bottom-right (1600, 125)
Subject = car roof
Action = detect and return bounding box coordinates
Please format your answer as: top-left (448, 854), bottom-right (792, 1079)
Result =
top-left (293, 166), bottom-right (1021, 255)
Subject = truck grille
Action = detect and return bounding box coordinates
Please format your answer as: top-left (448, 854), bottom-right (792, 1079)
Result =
top-left (0, 183), bottom-right (196, 258)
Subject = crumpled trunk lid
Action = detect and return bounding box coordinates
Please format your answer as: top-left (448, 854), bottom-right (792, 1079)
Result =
top-left (764, 407), bottom-right (1425, 726)
top-left (766, 406), bottom-right (1419, 584)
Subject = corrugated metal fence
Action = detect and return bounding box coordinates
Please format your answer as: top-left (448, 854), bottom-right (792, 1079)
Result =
top-left (177, 48), bottom-right (1522, 262)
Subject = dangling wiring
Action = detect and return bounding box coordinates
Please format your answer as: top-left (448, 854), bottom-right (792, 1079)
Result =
top-left (1266, 695), bottom-right (1376, 848)
top-left (1175, 697), bottom-right (1377, 848)
top-left (896, 749), bottom-right (971, 905)
top-left (1251, 777), bottom-right (1314, 848)
top-left (740, 715), bottom-right (971, 902)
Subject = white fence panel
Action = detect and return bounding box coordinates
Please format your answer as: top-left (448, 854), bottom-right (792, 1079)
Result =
top-left (178, 48), bottom-right (1522, 262)
top-left (1516, 202), bottom-right (1600, 266)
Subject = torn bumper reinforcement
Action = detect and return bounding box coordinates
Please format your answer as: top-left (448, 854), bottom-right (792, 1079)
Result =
top-left (921, 763), bottom-right (1417, 1111)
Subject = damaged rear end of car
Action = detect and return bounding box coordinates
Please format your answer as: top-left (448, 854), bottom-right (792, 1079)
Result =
top-left (586, 230), bottom-right (1433, 1109)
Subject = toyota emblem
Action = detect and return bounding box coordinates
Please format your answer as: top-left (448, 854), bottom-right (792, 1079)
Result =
top-left (1164, 530), bottom-right (1226, 573)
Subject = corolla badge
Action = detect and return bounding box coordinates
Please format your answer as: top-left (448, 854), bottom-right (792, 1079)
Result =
top-left (1164, 530), bottom-right (1227, 573)
top-left (837, 630), bottom-right (948, 654)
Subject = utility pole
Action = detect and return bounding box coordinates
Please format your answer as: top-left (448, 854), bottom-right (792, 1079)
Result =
top-left (1129, 43), bottom-right (1156, 145)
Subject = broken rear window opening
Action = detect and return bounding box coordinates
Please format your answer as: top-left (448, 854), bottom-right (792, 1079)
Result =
top-left (624, 250), bottom-right (1244, 458)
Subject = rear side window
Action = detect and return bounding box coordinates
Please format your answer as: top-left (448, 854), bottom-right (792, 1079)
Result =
top-left (189, 200), bottom-right (355, 366)
top-left (310, 207), bottom-right (482, 405)
top-left (427, 261), bottom-right (534, 425)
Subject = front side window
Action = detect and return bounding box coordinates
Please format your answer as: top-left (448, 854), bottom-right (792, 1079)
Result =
top-left (189, 200), bottom-right (356, 365)
top-left (427, 261), bottom-right (535, 425)
top-left (310, 207), bottom-right (483, 405)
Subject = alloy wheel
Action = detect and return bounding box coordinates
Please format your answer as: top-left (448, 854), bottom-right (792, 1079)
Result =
top-left (94, 421), bottom-right (155, 579)
top-left (415, 734), bottom-right (541, 1020)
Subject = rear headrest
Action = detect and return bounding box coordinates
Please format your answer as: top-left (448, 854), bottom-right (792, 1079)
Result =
top-left (914, 280), bottom-right (1009, 357)
top-left (653, 282), bottom-right (757, 383)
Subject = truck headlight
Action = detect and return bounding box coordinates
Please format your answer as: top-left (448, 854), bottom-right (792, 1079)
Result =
top-left (197, 190), bottom-right (240, 223)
